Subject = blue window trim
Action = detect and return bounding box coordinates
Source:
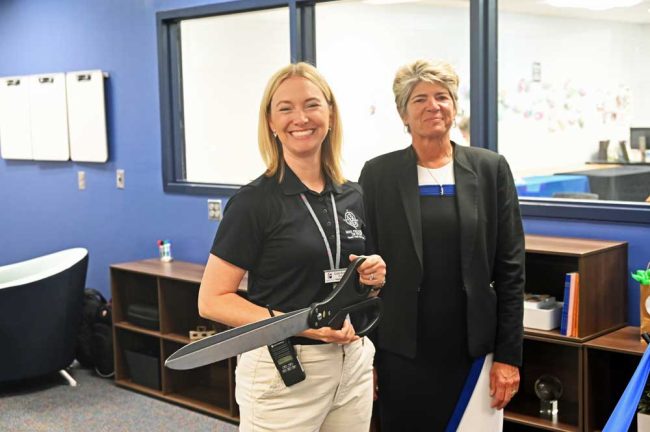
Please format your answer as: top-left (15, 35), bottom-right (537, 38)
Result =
top-left (470, 0), bottom-right (497, 154)
top-left (290, 0), bottom-right (315, 64)
top-left (519, 199), bottom-right (650, 223)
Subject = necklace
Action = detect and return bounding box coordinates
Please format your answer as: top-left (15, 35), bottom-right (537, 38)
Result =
top-left (425, 168), bottom-right (445, 196)
top-left (419, 145), bottom-right (452, 196)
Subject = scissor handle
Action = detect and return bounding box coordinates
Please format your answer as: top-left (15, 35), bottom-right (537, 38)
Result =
top-left (324, 297), bottom-right (383, 336)
top-left (307, 256), bottom-right (383, 332)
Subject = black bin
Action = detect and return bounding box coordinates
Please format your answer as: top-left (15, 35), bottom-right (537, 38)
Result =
top-left (125, 349), bottom-right (160, 390)
top-left (126, 304), bottom-right (159, 330)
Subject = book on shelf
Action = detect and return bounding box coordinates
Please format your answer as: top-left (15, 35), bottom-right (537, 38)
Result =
top-left (560, 273), bottom-right (571, 335)
top-left (560, 272), bottom-right (580, 336)
top-left (567, 273), bottom-right (576, 336)
top-left (571, 273), bottom-right (580, 337)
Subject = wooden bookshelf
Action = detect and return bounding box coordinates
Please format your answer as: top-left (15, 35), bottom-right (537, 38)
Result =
top-left (505, 235), bottom-right (628, 431)
top-left (111, 259), bottom-right (246, 423)
top-left (524, 235), bottom-right (627, 341)
top-left (584, 326), bottom-right (646, 432)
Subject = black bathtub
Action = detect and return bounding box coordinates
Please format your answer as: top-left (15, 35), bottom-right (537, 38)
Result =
top-left (0, 248), bottom-right (88, 383)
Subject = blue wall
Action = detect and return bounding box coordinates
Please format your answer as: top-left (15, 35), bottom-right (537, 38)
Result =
top-left (0, 0), bottom-right (226, 294)
top-left (1, 0), bottom-right (648, 325)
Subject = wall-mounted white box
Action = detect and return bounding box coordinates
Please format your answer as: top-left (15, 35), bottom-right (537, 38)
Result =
top-left (524, 303), bottom-right (563, 331)
top-left (67, 70), bottom-right (108, 163)
top-left (29, 73), bottom-right (70, 161)
top-left (0, 76), bottom-right (32, 160)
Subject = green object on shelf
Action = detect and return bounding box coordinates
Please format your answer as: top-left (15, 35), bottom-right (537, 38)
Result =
top-left (632, 269), bottom-right (650, 285)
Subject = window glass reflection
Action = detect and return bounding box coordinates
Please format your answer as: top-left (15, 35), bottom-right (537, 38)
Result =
top-left (498, 0), bottom-right (650, 203)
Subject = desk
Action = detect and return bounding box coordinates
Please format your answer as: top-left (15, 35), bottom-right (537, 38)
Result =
top-left (587, 161), bottom-right (650, 166)
top-left (557, 166), bottom-right (650, 201)
top-left (516, 175), bottom-right (590, 198)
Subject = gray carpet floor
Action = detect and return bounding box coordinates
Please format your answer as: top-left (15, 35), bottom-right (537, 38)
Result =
top-left (0, 364), bottom-right (238, 432)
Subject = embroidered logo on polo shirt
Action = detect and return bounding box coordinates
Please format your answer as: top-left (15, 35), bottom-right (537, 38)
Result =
top-left (344, 210), bottom-right (359, 228)
top-left (343, 210), bottom-right (365, 240)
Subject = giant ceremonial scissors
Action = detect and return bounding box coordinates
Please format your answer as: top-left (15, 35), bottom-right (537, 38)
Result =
top-left (165, 257), bottom-right (382, 370)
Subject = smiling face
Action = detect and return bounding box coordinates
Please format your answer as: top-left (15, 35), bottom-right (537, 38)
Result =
top-left (403, 80), bottom-right (456, 141)
top-left (268, 76), bottom-right (332, 161)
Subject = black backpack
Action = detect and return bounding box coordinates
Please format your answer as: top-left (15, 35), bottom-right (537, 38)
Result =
top-left (76, 288), bottom-right (114, 378)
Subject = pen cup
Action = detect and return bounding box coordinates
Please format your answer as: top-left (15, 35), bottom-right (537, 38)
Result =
top-left (158, 241), bottom-right (173, 262)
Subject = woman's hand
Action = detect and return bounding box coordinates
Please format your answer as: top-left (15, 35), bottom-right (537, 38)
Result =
top-left (300, 319), bottom-right (359, 344)
top-left (489, 361), bottom-right (520, 410)
top-left (350, 254), bottom-right (387, 297)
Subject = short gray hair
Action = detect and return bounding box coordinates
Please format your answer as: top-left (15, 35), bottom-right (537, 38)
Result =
top-left (393, 59), bottom-right (459, 120)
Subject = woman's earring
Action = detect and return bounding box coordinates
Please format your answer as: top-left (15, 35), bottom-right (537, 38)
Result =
top-left (272, 131), bottom-right (277, 138)
top-left (404, 124), bottom-right (409, 134)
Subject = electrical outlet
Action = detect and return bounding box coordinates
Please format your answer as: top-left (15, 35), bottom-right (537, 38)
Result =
top-left (78, 171), bottom-right (86, 190)
top-left (116, 169), bottom-right (125, 189)
top-left (208, 199), bottom-right (222, 221)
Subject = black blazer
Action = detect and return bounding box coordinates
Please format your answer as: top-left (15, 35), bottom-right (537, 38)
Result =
top-left (359, 144), bottom-right (525, 366)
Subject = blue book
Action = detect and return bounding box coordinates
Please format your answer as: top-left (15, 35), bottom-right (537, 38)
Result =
top-left (560, 273), bottom-right (572, 335)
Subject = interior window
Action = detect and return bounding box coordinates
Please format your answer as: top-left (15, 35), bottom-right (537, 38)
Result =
top-left (498, 0), bottom-right (650, 203)
top-left (180, 8), bottom-right (290, 186)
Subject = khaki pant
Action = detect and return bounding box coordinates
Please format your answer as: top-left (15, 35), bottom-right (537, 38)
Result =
top-left (235, 337), bottom-right (375, 432)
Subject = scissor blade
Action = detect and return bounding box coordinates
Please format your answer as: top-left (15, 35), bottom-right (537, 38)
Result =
top-left (165, 308), bottom-right (311, 370)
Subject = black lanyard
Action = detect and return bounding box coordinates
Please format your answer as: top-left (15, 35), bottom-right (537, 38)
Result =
top-left (299, 192), bottom-right (341, 270)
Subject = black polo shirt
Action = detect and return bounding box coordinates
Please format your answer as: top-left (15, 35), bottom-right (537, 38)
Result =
top-left (211, 166), bottom-right (368, 313)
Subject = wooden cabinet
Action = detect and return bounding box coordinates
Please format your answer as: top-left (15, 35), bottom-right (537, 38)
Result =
top-left (523, 235), bottom-right (627, 341)
top-left (505, 235), bottom-right (628, 432)
top-left (584, 326), bottom-right (645, 432)
top-left (110, 259), bottom-right (244, 423)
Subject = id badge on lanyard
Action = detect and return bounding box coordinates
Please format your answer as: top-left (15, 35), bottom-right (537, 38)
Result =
top-left (300, 193), bottom-right (343, 285)
top-left (324, 268), bottom-right (345, 284)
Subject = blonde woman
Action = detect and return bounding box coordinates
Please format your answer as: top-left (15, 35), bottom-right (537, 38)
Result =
top-left (198, 62), bottom-right (386, 431)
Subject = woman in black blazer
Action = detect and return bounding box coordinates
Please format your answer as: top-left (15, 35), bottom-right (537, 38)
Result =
top-left (359, 60), bottom-right (525, 431)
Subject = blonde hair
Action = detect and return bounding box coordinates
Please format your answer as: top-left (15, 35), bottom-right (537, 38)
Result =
top-left (393, 59), bottom-right (459, 121)
top-left (258, 62), bottom-right (344, 184)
